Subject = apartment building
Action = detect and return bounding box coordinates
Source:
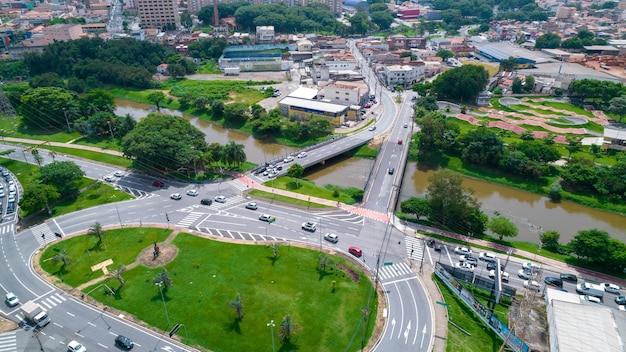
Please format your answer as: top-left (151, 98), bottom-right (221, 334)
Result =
top-left (256, 26), bottom-right (275, 44)
top-left (380, 64), bottom-right (424, 88)
top-left (137, 0), bottom-right (180, 29)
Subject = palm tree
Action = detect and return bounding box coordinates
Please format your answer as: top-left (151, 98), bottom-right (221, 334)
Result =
top-left (87, 222), bottom-right (105, 246)
top-left (31, 148), bottom-right (43, 166)
top-left (269, 243), bottom-right (280, 258)
top-left (221, 141), bottom-right (246, 167)
top-left (109, 264), bottom-right (126, 288)
top-left (228, 293), bottom-right (244, 321)
top-left (52, 248), bottom-right (72, 268)
top-left (48, 150), bottom-right (57, 161)
top-left (153, 269), bottom-right (173, 292)
top-left (318, 254), bottom-right (334, 273)
top-left (278, 315), bottom-right (301, 342)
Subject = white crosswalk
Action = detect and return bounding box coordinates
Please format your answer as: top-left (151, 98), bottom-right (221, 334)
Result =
top-left (229, 179), bottom-right (250, 193)
top-left (30, 223), bottom-right (58, 246)
top-left (0, 331), bottom-right (17, 352)
top-left (14, 293), bottom-right (67, 321)
top-left (0, 223), bottom-right (14, 235)
top-left (405, 236), bottom-right (425, 262)
top-left (376, 262), bottom-right (413, 281)
top-left (176, 212), bottom-right (204, 227)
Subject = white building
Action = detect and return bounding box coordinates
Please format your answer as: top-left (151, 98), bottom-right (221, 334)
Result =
top-left (380, 64), bottom-right (424, 88)
top-left (323, 82), bottom-right (368, 106)
top-left (256, 26), bottom-right (275, 44)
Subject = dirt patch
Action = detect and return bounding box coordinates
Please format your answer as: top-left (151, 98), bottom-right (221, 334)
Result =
top-left (508, 295), bottom-right (549, 352)
top-left (137, 243), bottom-right (178, 268)
top-left (336, 262), bottom-right (360, 282)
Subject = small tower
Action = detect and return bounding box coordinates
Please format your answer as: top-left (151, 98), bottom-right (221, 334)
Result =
top-left (213, 0), bottom-right (219, 27)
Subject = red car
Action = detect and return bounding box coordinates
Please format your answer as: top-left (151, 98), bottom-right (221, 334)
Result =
top-left (348, 246), bottom-right (362, 257)
top-left (398, 139), bottom-right (403, 145)
top-left (363, 103), bottom-right (371, 108)
top-left (372, 100), bottom-right (377, 104)
top-left (152, 180), bottom-right (165, 187)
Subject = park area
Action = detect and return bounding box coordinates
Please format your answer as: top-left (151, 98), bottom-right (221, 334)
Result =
top-left (38, 227), bottom-right (377, 352)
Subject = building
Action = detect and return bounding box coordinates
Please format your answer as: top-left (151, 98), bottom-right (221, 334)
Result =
top-left (218, 45), bottom-right (295, 71)
top-left (278, 96), bottom-right (348, 126)
top-left (603, 124), bottom-right (626, 151)
top-left (256, 26), bottom-right (275, 44)
top-left (380, 64), bottom-right (424, 88)
top-left (136, 0), bottom-right (180, 30)
top-left (397, 8), bottom-right (420, 19)
top-left (323, 82), bottom-right (368, 106)
top-left (187, 0), bottom-right (211, 15)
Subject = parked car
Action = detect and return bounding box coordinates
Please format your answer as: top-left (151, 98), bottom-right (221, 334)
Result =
top-left (454, 246), bottom-right (472, 255)
top-left (433, 242), bottom-right (443, 252)
top-left (522, 262), bottom-right (541, 273)
top-left (544, 277), bottom-right (563, 288)
top-left (170, 193), bottom-right (182, 200)
top-left (397, 139), bottom-right (403, 145)
top-left (324, 233), bottom-right (339, 243)
top-left (67, 340), bottom-right (87, 352)
top-left (487, 261), bottom-right (505, 271)
top-left (580, 295), bottom-right (602, 304)
top-left (479, 252), bottom-right (497, 262)
top-left (615, 296), bottom-right (626, 305)
top-left (114, 335), bottom-right (134, 350)
top-left (368, 126), bottom-right (376, 131)
top-left (559, 273), bottom-right (578, 283)
top-left (517, 269), bottom-right (532, 279)
top-left (258, 214), bottom-right (273, 222)
top-left (302, 221), bottom-right (316, 232)
top-left (5, 292), bottom-right (18, 307)
top-left (489, 270), bottom-right (509, 282)
top-left (152, 180), bottom-right (165, 187)
top-left (214, 195), bottom-right (226, 203)
top-left (348, 246), bottom-right (362, 257)
top-left (245, 202), bottom-right (258, 210)
top-left (601, 283), bottom-right (621, 294)
top-left (363, 103), bottom-right (371, 108)
top-left (200, 198), bottom-right (212, 206)
top-left (186, 189), bottom-right (199, 197)
top-left (104, 175), bottom-right (115, 182)
top-left (113, 170), bottom-right (125, 177)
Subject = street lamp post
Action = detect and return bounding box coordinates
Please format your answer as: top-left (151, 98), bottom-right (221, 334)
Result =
top-left (107, 120), bottom-right (115, 140)
top-left (267, 320), bottom-right (276, 352)
top-left (155, 282), bottom-right (170, 327)
top-left (62, 108), bottom-right (71, 133)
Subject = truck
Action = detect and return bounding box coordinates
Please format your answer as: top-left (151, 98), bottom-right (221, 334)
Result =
top-left (224, 67), bottom-right (240, 76)
top-left (575, 282), bottom-right (605, 299)
top-left (21, 300), bottom-right (50, 327)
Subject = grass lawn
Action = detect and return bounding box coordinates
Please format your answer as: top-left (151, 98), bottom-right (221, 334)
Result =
top-left (264, 176), bottom-right (362, 204)
top-left (248, 189), bottom-right (332, 208)
top-left (42, 231), bottom-right (377, 352)
top-left (434, 276), bottom-right (503, 352)
top-left (51, 180), bottom-right (134, 216)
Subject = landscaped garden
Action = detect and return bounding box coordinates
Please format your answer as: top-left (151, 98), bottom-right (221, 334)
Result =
top-left (39, 227), bottom-right (378, 352)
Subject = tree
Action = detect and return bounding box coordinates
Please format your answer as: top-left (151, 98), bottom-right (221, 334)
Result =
top-left (109, 264), bottom-right (126, 288)
top-left (534, 33), bottom-right (561, 49)
top-left (278, 315), bottom-right (301, 342)
top-left (221, 141), bottom-right (246, 167)
top-left (589, 144), bottom-right (603, 162)
top-left (608, 95), bottom-right (626, 122)
top-left (318, 253), bottom-right (334, 272)
top-left (565, 136), bottom-right (582, 158)
top-left (153, 269), bottom-right (173, 292)
top-left (223, 102), bottom-right (249, 123)
top-left (211, 100), bottom-right (225, 118)
top-left (540, 230), bottom-right (561, 252)
top-left (287, 163), bottom-right (304, 188)
top-left (414, 96), bottom-right (438, 111)
top-left (607, 239), bottom-right (626, 272)
top-left (52, 248), bottom-right (72, 268)
top-left (147, 91), bottom-right (166, 111)
top-left (548, 181), bottom-right (562, 201)
top-left (431, 65), bottom-right (489, 102)
top-left (180, 10), bottom-right (193, 30)
top-left (194, 96), bottom-right (210, 111)
top-left (18, 183), bottom-right (59, 215)
top-left (400, 197), bottom-right (430, 220)
top-left (499, 57), bottom-right (519, 71)
top-left (229, 293), bottom-right (244, 321)
top-left (460, 129), bottom-right (505, 167)
top-left (87, 222), bottom-right (106, 246)
top-left (31, 148), bottom-right (43, 166)
top-left (269, 243), bottom-right (280, 258)
top-left (370, 11), bottom-right (394, 30)
top-left (523, 75), bottom-right (535, 93)
top-left (121, 114), bottom-right (208, 171)
top-left (511, 77), bottom-right (523, 94)
top-left (38, 161), bottom-right (85, 196)
top-left (487, 216), bottom-right (518, 240)
top-left (436, 50), bottom-right (454, 61)
top-left (80, 89), bottom-right (116, 116)
top-left (19, 87), bottom-right (79, 130)
top-left (568, 229), bottom-right (611, 263)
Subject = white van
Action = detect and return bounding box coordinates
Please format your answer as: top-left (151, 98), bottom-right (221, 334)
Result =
top-left (576, 282), bottom-right (605, 299)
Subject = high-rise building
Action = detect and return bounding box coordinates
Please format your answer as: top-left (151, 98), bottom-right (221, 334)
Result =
top-left (188, 0), bottom-right (213, 15)
top-left (137, 0), bottom-right (180, 29)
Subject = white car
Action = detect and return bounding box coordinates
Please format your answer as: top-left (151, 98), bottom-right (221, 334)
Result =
top-left (283, 156), bottom-right (294, 163)
top-left (7, 194), bottom-right (15, 203)
top-left (67, 340), bottom-right (87, 352)
top-left (113, 170), bottom-right (125, 177)
top-left (0, 190), bottom-right (4, 198)
top-left (323, 233), bottom-right (338, 243)
top-left (258, 214), bottom-right (273, 222)
top-left (297, 152), bottom-right (307, 158)
top-left (619, 305), bottom-right (625, 312)
top-left (601, 283), bottom-right (621, 294)
top-left (517, 269), bottom-right (532, 279)
top-left (214, 195), bottom-right (226, 203)
top-left (479, 252), bottom-right (496, 262)
top-left (104, 175), bottom-right (115, 182)
top-left (524, 280), bottom-right (541, 292)
top-left (580, 295), bottom-right (602, 304)
top-left (245, 202), bottom-right (258, 210)
top-left (522, 262), bottom-right (541, 273)
top-left (186, 189), bottom-right (199, 197)
top-left (489, 270), bottom-right (509, 282)
top-left (368, 126), bottom-right (376, 131)
top-left (454, 262), bottom-right (474, 272)
top-left (302, 221), bottom-right (316, 232)
top-left (5, 292), bottom-right (18, 307)
top-left (453, 246), bottom-right (472, 255)
top-left (170, 193), bottom-right (182, 200)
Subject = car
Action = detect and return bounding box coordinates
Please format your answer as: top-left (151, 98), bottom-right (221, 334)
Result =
top-left (544, 277), bottom-right (563, 288)
top-left (517, 269), bottom-right (532, 279)
top-left (411, 96), bottom-right (417, 101)
top-left (454, 246), bottom-right (472, 255)
top-left (363, 103), bottom-right (371, 108)
top-left (369, 94), bottom-right (376, 100)
top-left (200, 198), bottom-right (212, 206)
top-left (113, 170), bottom-right (125, 177)
top-left (324, 233), bottom-right (338, 243)
top-left (0, 190), bottom-right (5, 198)
top-left (487, 261), bottom-right (505, 271)
top-left (254, 166), bottom-right (267, 175)
top-left (372, 100), bottom-right (377, 104)
top-left (170, 193), bottom-right (182, 200)
top-left (5, 292), bottom-right (18, 307)
top-left (489, 270), bottom-right (509, 282)
top-left (267, 172), bottom-right (277, 178)
top-left (601, 283), bottom-right (621, 294)
top-left (615, 296), bottom-right (626, 305)
top-left (403, 123), bottom-right (408, 128)
top-left (348, 246), bottom-right (362, 257)
top-left (104, 175), bottom-right (115, 182)
top-left (619, 305), bottom-right (626, 312)
top-left (459, 255), bottom-right (478, 266)
top-left (244, 202), bottom-right (258, 210)
top-left (454, 262), bottom-right (474, 272)
top-left (434, 242), bottom-right (443, 251)
top-left (397, 139), bottom-right (403, 145)
top-left (186, 189), bottom-right (199, 197)
top-left (114, 335), bottom-right (134, 350)
top-left (523, 280), bottom-right (541, 292)
top-left (7, 194), bottom-right (14, 203)
top-left (7, 179), bottom-right (14, 186)
top-left (152, 180), bottom-right (164, 187)
top-left (580, 295), bottom-right (602, 304)
top-left (272, 92), bottom-right (281, 97)
top-left (522, 262), bottom-right (541, 273)
top-left (388, 167), bottom-right (395, 175)
top-left (214, 195), bottom-right (226, 203)
top-left (302, 221), bottom-right (317, 232)
top-left (559, 273), bottom-right (578, 283)
top-left (297, 152), bottom-right (307, 158)
top-left (368, 126), bottom-right (376, 131)
top-left (479, 252), bottom-right (497, 262)
top-left (283, 156), bottom-right (294, 163)
top-left (259, 214), bottom-right (273, 222)
top-left (67, 340), bottom-right (87, 352)
top-left (0, 170), bottom-right (7, 177)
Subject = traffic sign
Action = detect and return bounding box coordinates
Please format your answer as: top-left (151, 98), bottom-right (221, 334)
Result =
top-left (384, 262), bottom-right (393, 266)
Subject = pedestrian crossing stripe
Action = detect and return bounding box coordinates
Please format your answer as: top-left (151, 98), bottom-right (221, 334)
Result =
top-left (176, 212), bottom-right (204, 227)
top-left (0, 331), bottom-right (17, 352)
top-left (405, 236), bottom-right (425, 261)
top-left (376, 262), bottom-right (412, 281)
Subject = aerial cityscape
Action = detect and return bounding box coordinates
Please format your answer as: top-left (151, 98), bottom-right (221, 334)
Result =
top-left (0, 0), bottom-right (625, 351)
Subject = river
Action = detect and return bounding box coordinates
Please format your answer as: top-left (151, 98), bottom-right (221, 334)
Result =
top-left (115, 100), bottom-right (626, 245)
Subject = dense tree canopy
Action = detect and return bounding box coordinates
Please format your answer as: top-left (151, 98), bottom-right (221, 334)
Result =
top-left (487, 216), bottom-right (518, 240)
top-left (232, 3), bottom-right (342, 33)
top-left (39, 161), bottom-right (85, 196)
top-left (568, 79), bottom-right (625, 103)
top-left (431, 65), bottom-right (489, 102)
top-left (534, 33), bottom-right (561, 49)
top-left (19, 87), bottom-right (79, 131)
top-left (459, 128), bottom-right (505, 167)
top-left (121, 113), bottom-right (208, 171)
top-left (188, 38), bottom-right (228, 60)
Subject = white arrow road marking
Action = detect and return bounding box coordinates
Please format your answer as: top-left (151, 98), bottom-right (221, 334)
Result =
top-left (389, 318), bottom-right (396, 340)
top-left (404, 320), bottom-right (412, 344)
top-left (420, 324), bottom-right (427, 348)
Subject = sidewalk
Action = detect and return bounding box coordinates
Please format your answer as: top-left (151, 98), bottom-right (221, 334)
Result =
top-left (3, 137), bottom-right (124, 156)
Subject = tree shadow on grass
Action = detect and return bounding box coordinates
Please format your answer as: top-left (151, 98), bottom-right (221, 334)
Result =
top-left (317, 268), bottom-right (335, 281)
top-left (278, 339), bottom-right (299, 351)
top-left (223, 317), bottom-right (242, 335)
top-left (266, 255), bottom-right (279, 266)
